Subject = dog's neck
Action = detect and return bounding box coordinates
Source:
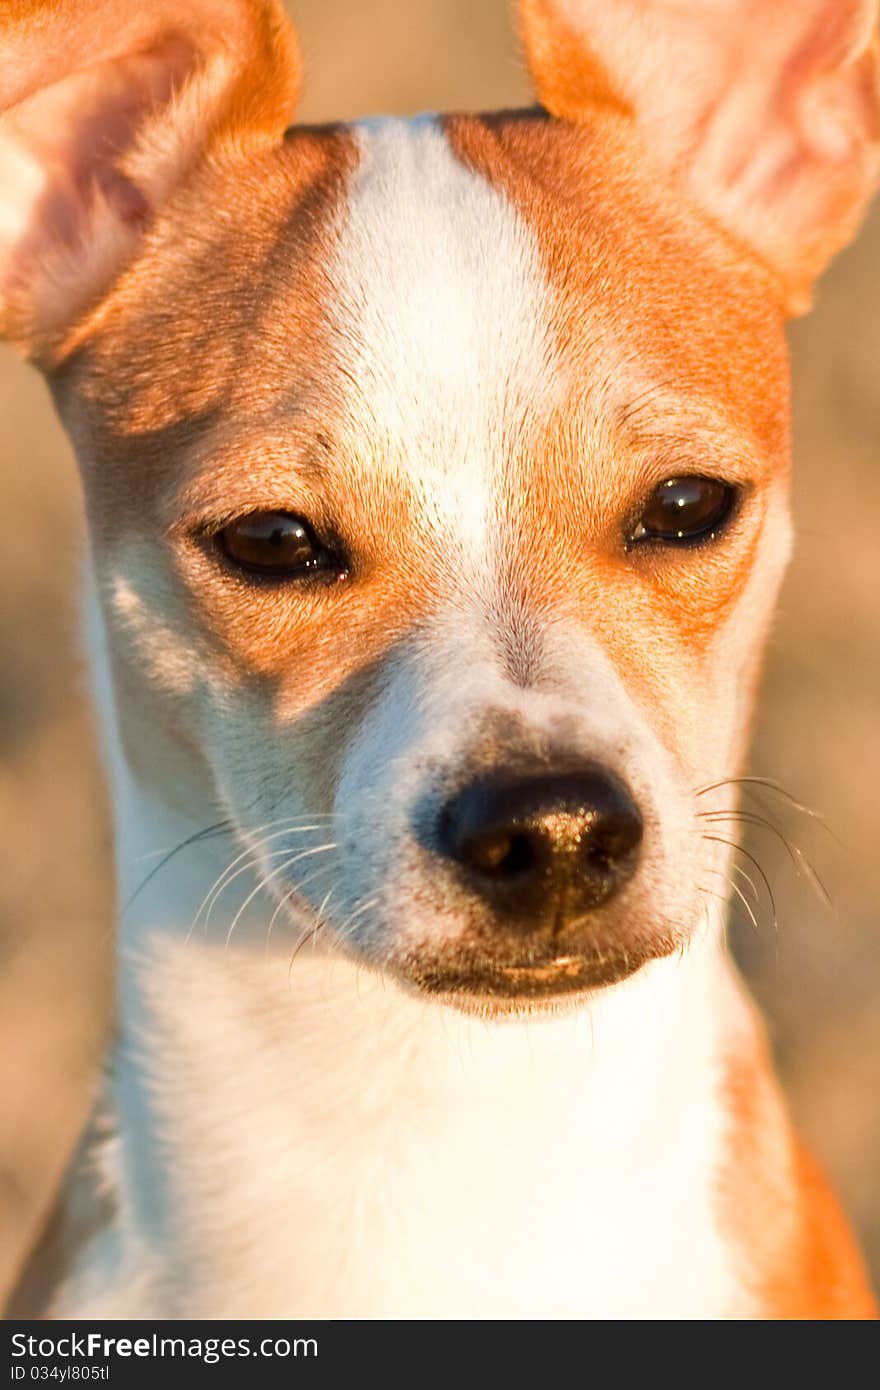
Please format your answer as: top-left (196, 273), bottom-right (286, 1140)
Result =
top-left (78, 566), bottom-right (751, 1319)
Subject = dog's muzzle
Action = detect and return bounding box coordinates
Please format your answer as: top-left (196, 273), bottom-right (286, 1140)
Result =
top-left (405, 761), bottom-right (657, 1002)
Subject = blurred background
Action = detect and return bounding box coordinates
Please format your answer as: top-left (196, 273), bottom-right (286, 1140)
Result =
top-left (0, 0), bottom-right (877, 1308)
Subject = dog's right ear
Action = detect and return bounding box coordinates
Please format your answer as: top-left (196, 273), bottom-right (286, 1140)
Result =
top-left (0, 1), bottom-right (300, 362)
top-left (519, 1), bottom-right (880, 315)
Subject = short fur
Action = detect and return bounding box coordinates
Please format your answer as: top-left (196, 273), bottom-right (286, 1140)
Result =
top-left (2, 0), bottom-right (877, 1318)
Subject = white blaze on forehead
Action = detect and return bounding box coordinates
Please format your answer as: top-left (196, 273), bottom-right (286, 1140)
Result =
top-left (329, 117), bottom-right (555, 548)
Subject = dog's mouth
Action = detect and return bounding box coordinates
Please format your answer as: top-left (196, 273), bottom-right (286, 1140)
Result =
top-left (292, 886), bottom-right (682, 1010)
top-left (399, 944), bottom-right (659, 1004)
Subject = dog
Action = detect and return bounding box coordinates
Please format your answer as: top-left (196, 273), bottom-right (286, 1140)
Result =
top-left (2, 0), bottom-right (877, 1319)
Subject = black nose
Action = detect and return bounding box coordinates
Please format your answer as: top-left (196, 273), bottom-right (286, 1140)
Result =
top-left (437, 768), bottom-right (643, 928)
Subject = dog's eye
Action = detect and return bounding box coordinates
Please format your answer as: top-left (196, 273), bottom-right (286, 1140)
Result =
top-left (631, 477), bottom-right (736, 546)
top-left (218, 512), bottom-right (342, 579)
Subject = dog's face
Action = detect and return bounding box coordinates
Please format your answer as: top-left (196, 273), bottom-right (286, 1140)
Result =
top-left (2, 1), bottom-right (877, 1009)
top-left (58, 113), bottom-right (793, 1005)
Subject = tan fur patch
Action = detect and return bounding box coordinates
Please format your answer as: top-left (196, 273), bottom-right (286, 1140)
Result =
top-left (443, 109), bottom-right (791, 764)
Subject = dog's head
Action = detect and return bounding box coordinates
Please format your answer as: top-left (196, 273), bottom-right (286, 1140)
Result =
top-left (2, 1), bottom-right (877, 1009)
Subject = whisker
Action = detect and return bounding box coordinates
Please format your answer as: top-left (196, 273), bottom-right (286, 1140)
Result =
top-left (698, 809), bottom-right (833, 911)
top-left (724, 878), bottom-right (760, 933)
top-left (285, 886), bottom-right (343, 986)
top-left (202, 831), bottom-right (332, 939)
top-left (124, 820), bottom-right (233, 914)
top-left (329, 896), bottom-right (380, 957)
top-left (695, 775), bottom-right (839, 843)
top-left (728, 860), bottom-right (760, 902)
top-left (222, 843), bottom-right (337, 949)
top-left (191, 818), bottom-right (333, 939)
top-left (700, 832), bottom-right (778, 935)
top-left (699, 870), bottom-right (760, 932)
top-left (265, 885), bottom-right (298, 955)
top-left (263, 862), bottom-right (339, 961)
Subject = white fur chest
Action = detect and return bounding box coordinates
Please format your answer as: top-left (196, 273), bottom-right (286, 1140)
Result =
top-left (66, 938), bottom-right (749, 1321)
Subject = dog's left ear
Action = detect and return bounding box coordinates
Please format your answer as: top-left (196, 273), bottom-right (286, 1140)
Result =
top-left (0, 0), bottom-right (300, 361)
top-left (519, 0), bottom-right (880, 313)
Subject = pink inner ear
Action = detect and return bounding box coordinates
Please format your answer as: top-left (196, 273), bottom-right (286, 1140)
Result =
top-left (5, 37), bottom-right (196, 250)
top-left (0, 36), bottom-right (201, 351)
top-left (520, 0), bottom-right (879, 311)
top-left (1, 1), bottom-right (301, 356)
